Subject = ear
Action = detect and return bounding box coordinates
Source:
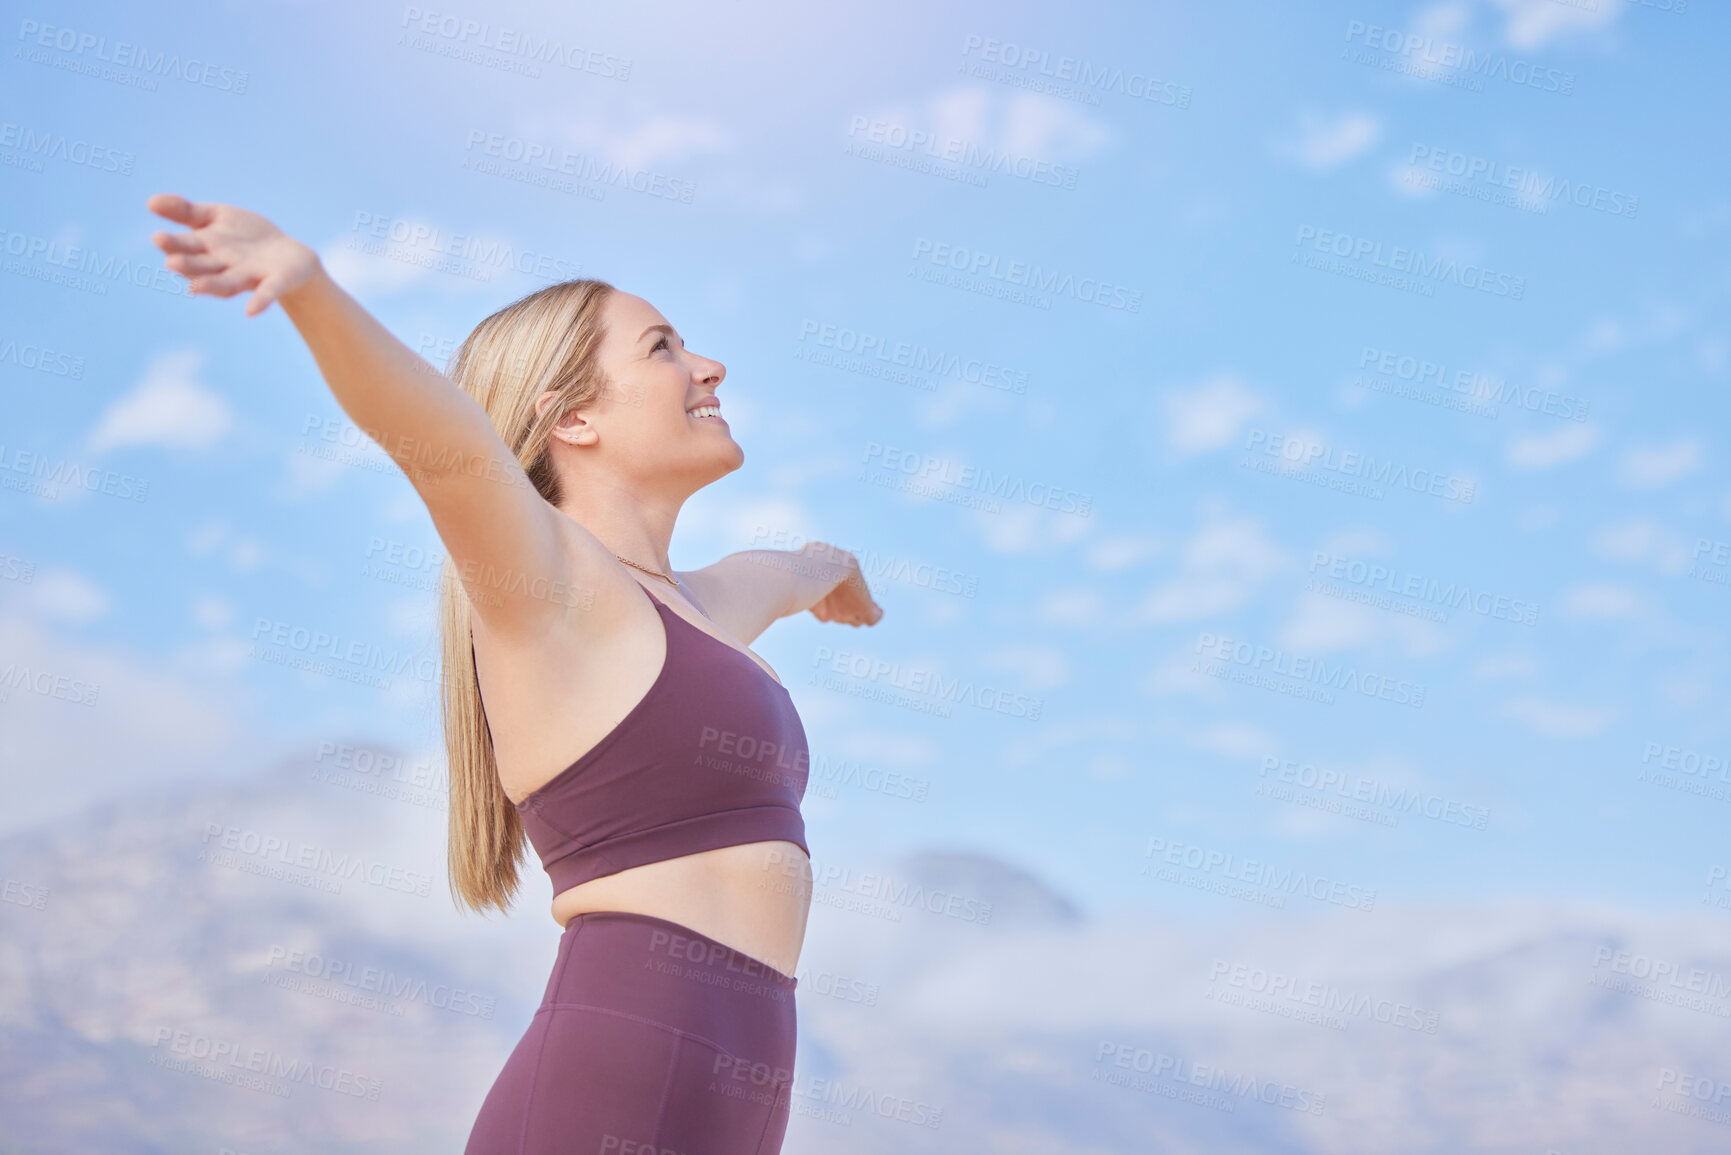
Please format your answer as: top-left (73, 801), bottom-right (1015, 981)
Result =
top-left (548, 400), bottom-right (599, 446)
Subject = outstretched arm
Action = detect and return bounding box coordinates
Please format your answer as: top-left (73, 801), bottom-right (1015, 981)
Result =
top-left (145, 193), bottom-right (618, 641)
top-left (679, 543), bottom-right (884, 645)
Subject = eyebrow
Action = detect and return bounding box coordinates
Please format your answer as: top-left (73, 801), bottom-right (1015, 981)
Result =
top-left (638, 324), bottom-right (678, 344)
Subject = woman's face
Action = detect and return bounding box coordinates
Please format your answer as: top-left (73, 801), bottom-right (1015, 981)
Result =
top-left (564, 290), bottom-right (743, 488)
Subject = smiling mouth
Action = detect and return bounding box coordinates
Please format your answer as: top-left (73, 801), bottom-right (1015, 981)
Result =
top-left (688, 405), bottom-right (726, 423)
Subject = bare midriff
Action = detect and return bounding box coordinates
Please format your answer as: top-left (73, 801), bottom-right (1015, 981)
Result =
top-left (544, 840), bottom-right (813, 977)
top-left (483, 562), bottom-right (814, 978)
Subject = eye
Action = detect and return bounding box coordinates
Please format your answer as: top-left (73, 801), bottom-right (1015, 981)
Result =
top-left (652, 335), bottom-right (671, 353)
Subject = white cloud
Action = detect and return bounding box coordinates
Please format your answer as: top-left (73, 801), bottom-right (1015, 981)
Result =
top-left (1617, 438), bottom-right (1701, 488)
top-left (1506, 424), bottom-right (1601, 469)
top-left (1279, 111), bottom-right (1382, 171)
top-left (1475, 652), bottom-right (1537, 679)
top-left (596, 115), bottom-right (730, 171)
top-left (1558, 583), bottom-right (1642, 618)
top-left (23, 569), bottom-right (110, 625)
top-left (1387, 160), bottom-right (1438, 200)
top-left (1136, 511), bottom-right (1289, 624)
top-left (1038, 587), bottom-right (1105, 628)
top-left (191, 598), bottom-right (233, 630)
top-left (983, 644), bottom-right (1070, 693)
top-left (0, 612), bottom-right (249, 831)
top-left (1589, 520), bottom-right (1694, 573)
top-left (1590, 519), bottom-right (1662, 562)
top-left (1277, 588), bottom-right (1450, 657)
top-left (1486, 0), bottom-right (1619, 49)
top-left (1501, 696), bottom-right (1617, 738)
top-left (1160, 376), bottom-right (1270, 456)
top-left (853, 84), bottom-right (1113, 179)
top-left (85, 349), bottom-right (233, 453)
top-left (972, 499), bottom-right (1093, 555)
top-left (1187, 722), bottom-right (1277, 760)
top-left (278, 443), bottom-right (351, 502)
top-left (318, 221), bottom-right (443, 296)
top-left (1085, 536), bottom-right (1163, 572)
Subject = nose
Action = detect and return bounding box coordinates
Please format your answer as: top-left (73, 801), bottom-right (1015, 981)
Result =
top-left (695, 355), bottom-right (724, 387)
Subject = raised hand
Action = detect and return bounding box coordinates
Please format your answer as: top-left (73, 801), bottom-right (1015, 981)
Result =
top-left (797, 541), bottom-right (885, 627)
top-left (145, 194), bottom-right (321, 317)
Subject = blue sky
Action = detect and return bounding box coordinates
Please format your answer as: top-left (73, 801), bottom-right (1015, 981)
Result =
top-left (3, 0), bottom-right (1729, 940)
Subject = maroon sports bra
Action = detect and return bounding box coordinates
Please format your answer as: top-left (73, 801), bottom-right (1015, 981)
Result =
top-left (514, 577), bottom-right (810, 895)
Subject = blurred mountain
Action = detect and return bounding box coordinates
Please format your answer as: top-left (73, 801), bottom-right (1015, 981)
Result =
top-left (1, 747), bottom-right (1728, 1153)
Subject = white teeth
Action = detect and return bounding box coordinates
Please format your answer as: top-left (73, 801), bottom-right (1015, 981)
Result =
top-left (690, 406), bottom-right (721, 419)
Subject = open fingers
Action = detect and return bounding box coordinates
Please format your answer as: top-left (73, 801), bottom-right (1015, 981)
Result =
top-left (166, 252), bottom-right (226, 276)
top-left (188, 268), bottom-right (256, 299)
top-left (145, 193), bottom-right (217, 228)
top-left (152, 230), bottom-right (207, 256)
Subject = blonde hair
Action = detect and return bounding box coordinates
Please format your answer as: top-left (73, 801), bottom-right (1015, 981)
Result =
top-left (436, 277), bottom-right (616, 915)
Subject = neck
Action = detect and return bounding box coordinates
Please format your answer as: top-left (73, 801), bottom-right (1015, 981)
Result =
top-left (557, 476), bottom-right (686, 577)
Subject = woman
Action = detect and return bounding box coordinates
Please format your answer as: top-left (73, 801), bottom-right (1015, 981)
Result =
top-left (146, 194), bottom-right (885, 1154)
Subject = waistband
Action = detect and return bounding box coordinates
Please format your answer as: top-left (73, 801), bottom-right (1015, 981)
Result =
top-left (562, 909), bottom-right (799, 990)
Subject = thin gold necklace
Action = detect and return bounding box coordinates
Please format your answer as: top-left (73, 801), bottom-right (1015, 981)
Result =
top-left (615, 554), bottom-right (679, 587)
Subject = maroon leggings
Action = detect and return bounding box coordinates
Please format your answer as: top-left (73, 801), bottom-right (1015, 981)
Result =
top-left (465, 910), bottom-right (798, 1155)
